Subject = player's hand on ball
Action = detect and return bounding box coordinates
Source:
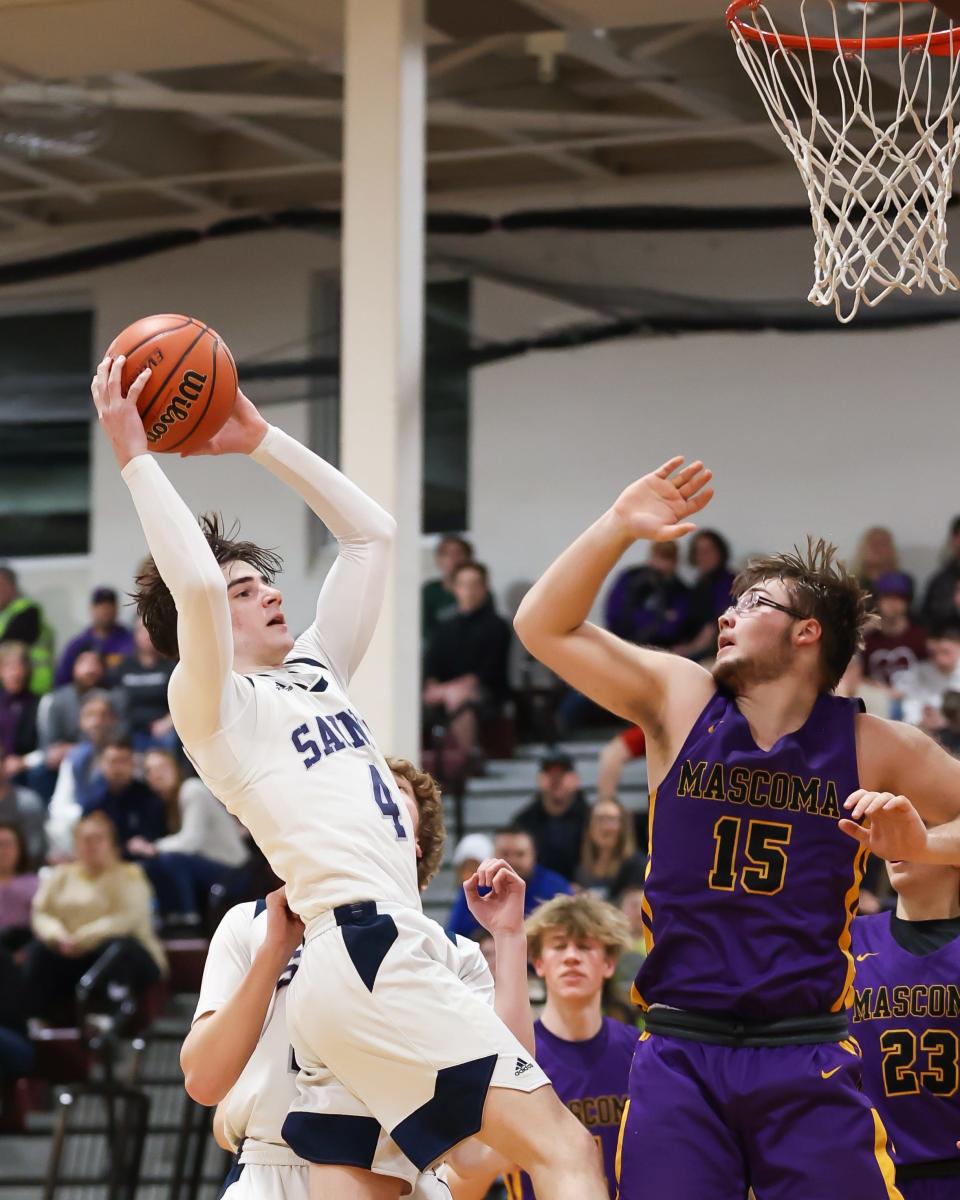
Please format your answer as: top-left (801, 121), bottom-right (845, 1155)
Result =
top-left (464, 857), bottom-right (527, 936)
top-left (263, 885), bottom-right (304, 966)
top-left (839, 791), bottom-right (928, 862)
top-left (179, 388), bottom-right (269, 457)
top-left (610, 457), bottom-right (714, 543)
top-left (91, 354), bottom-right (153, 469)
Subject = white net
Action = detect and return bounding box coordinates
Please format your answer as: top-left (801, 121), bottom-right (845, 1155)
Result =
top-left (729, 0), bottom-right (960, 321)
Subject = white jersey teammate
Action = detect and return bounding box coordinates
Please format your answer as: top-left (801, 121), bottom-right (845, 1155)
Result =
top-left (92, 357), bottom-right (605, 1200)
top-left (181, 760), bottom-right (534, 1200)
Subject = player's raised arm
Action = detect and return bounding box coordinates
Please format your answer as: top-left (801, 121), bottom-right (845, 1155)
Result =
top-left (514, 457), bottom-right (715, 730)
top-left (188, 388), bottom-right (396, 686)
top-left (92, 355), bottom-right (238, 743)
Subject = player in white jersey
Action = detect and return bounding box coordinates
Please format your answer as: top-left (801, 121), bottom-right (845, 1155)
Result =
top-left (93, 358), bottom-right (604, 1200)
top-left (181, 760), bottom-right (534, 1200)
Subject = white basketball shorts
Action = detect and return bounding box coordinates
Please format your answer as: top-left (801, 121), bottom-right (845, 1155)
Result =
top-left (282, 901), bottom-right (548, 1187)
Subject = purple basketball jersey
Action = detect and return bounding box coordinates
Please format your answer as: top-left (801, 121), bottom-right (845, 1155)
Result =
top-left (503, 1017), bottom-right (638, 1200)
top-left (851, 912), bottom-right (960, 1167)
top-left (634, 690), bottom-right (867, 1019)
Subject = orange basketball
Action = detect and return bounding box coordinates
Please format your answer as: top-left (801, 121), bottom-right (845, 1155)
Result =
top-left (106, 314), bottom-right (237, 454)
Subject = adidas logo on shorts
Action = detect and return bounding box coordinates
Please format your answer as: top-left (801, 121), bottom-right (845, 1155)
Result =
top-left (515, 1057), bottom-right (534, 1077)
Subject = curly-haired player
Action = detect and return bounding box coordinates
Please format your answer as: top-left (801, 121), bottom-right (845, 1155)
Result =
top-left (92, 355), bottom-right (604, 1200)
top-left (515, 456), bottom-right (960, 1200)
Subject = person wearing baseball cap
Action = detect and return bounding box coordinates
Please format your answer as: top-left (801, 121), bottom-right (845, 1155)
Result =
top-left (862, 570), bottom-right (928, 688)
top-left (511, 751), bottom-right (589, 882)
top-left (54, 586), bottom-right (135, 687)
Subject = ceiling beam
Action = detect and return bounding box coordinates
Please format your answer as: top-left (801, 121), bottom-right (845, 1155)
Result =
top-left (0, 120), bottom-right (785, 205)
top-left (0, 81), bottom-right (674, 134)
top-left (113, 73), bottom-right (333, 166)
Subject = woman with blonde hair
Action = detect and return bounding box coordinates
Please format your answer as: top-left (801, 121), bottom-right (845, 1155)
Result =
top-left (852, 525), bottom-right (912, 599)
top-left (137, 748), bottom-right (250, 923)
top-left (575, 797), bottom-right (644, 901)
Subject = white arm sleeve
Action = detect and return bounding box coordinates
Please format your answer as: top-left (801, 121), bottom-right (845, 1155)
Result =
top-left (121, 455), bottom-right (250, 742)
top-left (249, 425), bottom-right (396, 687)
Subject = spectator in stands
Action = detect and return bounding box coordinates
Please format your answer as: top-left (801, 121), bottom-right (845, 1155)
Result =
top-left (0, 642), bottom-right (64, 799)
top-left (575, 798), bottom-right (645, 902)
top-left (54, 586), bottom-right (134, 687)
top-left (0, 822), bottom-right (39, 951)
top-left (596, 727), bottom-right (649, 854)
top-left (0, 564), bottom-right (54, 695)
top-left (0, 945), bottom-right (32, 1081)
top-left (861, 571), bottom-right (927, 687)
top-left (921, 516), bottom-right (960, 629)
top-left (512, 752), bottom-right (589, 882)
top-left (110, 618), bottom-right (176, 751)
top-left (422, 534), bottom-right (473, 641)
top-left (38, 649), bottom-right (105, 749)
top-left (604, 542), bottom-right (690, 649)
top-left (674, 530), bottom-right (735, 661)
top-left (23, 810), bottom-right (165, 1021)
top-left (446, 825), bottom-right (572, 939)
top-left (0, 766), bottom-right (44, 867)
top-left (451, 832), bottom-right (494, 888)
top-left (597, 727), bottom-right (646, 802)
top-left (423, 561), bottom-right (511, 763)
top-left (853, 525), bottom-right (907, 601)
top-left (0, 642), bottom-right (38, 762)
top-left (939, 689), bottom-right (960, 756)
top-left (45, 692), bottom-right (119, 858)
top-left (893, 625), bottom-right (960, 734)
top-left (139, 748), bottom-right (250, 922)
top-left (82, 737), bottom-right (166, 851)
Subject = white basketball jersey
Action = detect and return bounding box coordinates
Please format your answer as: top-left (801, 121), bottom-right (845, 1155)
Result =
top-left (194, 901), bottom-right (302, 1153)
top-left (196, 901), bottom-right (494, 1153)
top-left (183, 653), bottom-right (420, 925)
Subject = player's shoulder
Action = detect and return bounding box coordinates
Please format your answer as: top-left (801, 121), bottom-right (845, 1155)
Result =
top-left (851, 910), bottom-right (888, 954)
top-left (211, 899), bottom-right (265, 944)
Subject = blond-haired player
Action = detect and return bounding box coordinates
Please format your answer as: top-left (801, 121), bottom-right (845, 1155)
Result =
top-left (447, 894), bottom-right (636, 1200)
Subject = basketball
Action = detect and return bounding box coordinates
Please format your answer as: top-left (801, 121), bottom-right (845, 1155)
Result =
top-left (106, 314), bottom-right (238, 454)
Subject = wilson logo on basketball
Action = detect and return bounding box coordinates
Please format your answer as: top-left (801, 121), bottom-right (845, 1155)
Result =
top-left (146, 370), bottom-right (208, 444)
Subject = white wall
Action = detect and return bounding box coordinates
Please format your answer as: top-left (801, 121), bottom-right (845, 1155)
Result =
top-left (471, 278), bottom-right (956, 616)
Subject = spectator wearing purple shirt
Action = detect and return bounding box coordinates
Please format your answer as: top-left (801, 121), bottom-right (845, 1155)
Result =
top-left (54, 587), bottom-right (135, 687)
top-left (604, 541), bottom-right (691, 649)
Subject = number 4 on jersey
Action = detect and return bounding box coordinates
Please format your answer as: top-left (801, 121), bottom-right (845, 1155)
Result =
top-left (369, 765), bottom-right (407, 840)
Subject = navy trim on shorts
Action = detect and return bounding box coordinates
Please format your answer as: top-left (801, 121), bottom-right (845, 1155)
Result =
top-left (391, 1053), bottom-right (498, 1171)
top-left (217, 1153), bottom-right (245, 1198)
top-left (281, 1111), bottom-right (381, 1169)
top-left (334, 902), bottom-right (398, 993)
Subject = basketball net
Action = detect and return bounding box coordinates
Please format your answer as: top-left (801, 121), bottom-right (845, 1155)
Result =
top-left (728, 0), bottom-right (960, 321)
